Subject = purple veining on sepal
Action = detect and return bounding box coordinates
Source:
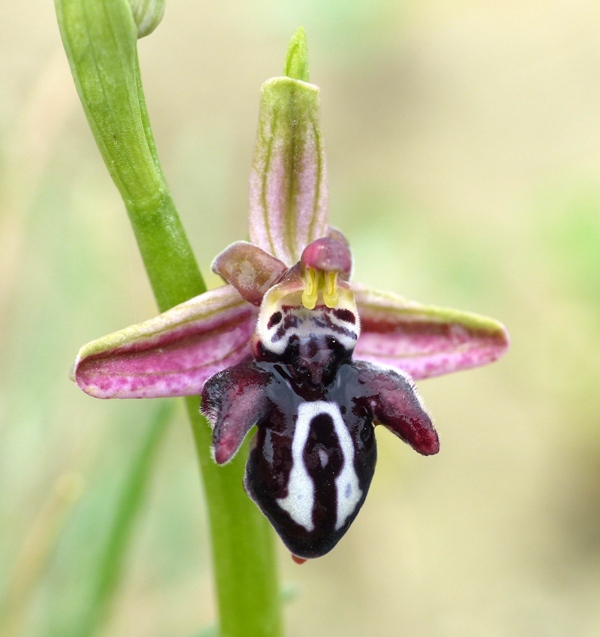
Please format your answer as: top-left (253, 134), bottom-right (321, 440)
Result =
top-left (73, 286), bottom-right (257, 399)
top-left (212, 241), bottom-right (287, 306)
top-left (249, 77), bottom-right (328, 267)
top-left (301, 237), bottom-right (352, 275)
top-left (353, 286), bottom-right (510, 380)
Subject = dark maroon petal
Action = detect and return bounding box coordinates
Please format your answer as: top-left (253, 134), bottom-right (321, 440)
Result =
top-left (354, 360), bottom-right (439, 456)
top-left (212, 241), bottom-right (287, 306)
top-left (201, 359), bottom-right (272, 464)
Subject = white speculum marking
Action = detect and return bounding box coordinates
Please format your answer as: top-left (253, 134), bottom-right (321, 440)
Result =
top-left (260, 306), bottom-right (359, 356)
top-left (276, 401), bottom-right (362, 533)
top-left (276, 403), bottom-right (315, 532)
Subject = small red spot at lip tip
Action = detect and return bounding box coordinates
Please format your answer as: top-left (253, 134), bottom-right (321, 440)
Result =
top-left (214, 447), bottom-right (231, 465)
top-left (291, 554), bottom-right (308, 565)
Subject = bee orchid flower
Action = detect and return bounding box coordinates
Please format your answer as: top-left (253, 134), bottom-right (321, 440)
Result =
top-left (72, 29), bottom-right (509, 559)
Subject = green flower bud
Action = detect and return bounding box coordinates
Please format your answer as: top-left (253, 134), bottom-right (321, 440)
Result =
top-left (128, 0), bottom-right (166, 38)
top-left (283, 26), bottom-right (309, 82)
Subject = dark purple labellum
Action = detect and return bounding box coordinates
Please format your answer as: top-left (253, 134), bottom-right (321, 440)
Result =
top-left (243, 361), bottom-right (377, 558)
top-left (202, 341), bottom-right (438, 559)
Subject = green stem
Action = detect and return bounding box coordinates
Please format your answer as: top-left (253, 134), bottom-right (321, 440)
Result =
top-left (55, 1), bottom-right (282, 634)
top-left (186, 398), bottom-right (281, 637)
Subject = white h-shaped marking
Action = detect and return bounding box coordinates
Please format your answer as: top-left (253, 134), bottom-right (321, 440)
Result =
top-left (261, 306), bottom-right (359, 356)
top-left (276, 401), bottom-right (362, 532)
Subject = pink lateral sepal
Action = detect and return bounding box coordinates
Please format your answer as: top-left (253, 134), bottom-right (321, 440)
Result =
top-left (72, 286), bottom-right (257, 399)
top-left (353, 285), bottom-right (509, 380)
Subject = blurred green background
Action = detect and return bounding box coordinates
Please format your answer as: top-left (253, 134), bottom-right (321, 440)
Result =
top-left (2, 1), bottom-right (600, 635)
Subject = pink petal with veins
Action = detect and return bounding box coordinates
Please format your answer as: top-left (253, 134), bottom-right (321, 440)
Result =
top-left (353, 285), bottom-right (509, 380)
top-left (73, 286), bottom-right (258, 398)
top-left (249, 77), bottom-right (328, 266)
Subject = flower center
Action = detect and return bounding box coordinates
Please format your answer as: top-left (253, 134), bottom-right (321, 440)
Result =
top-left (299, 237), bottom-right (352, 310)
top-left (253, 270), bottom-right (360, 368)
top-left (253, 237), bottom-right (359, 373)
top-left (301, 267), bottom-right (339, 309)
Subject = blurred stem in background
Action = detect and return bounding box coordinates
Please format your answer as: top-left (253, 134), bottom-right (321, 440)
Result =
top-left (71, 401), bottom-right (173, 637)
top-left (54, 1), bottom-right (282, 636)
top-left (0, 473), bottom-right (83, 637)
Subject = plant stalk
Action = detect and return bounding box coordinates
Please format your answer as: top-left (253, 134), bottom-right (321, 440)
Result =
top-left (54, 1), bottom-right (282, 634)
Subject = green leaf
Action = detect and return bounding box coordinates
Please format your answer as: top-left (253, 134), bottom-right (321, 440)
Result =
top-left (55, 0), bottom-right (160, 202)
top-left (72, 402), bottom-right (173, 637)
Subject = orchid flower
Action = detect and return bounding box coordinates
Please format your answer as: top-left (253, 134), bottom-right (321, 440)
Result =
top-left (71, 29), bottom-right (509, 560)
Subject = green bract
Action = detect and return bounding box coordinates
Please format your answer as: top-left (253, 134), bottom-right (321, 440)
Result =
top-left (283, 26), bottom-right (310, 82)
